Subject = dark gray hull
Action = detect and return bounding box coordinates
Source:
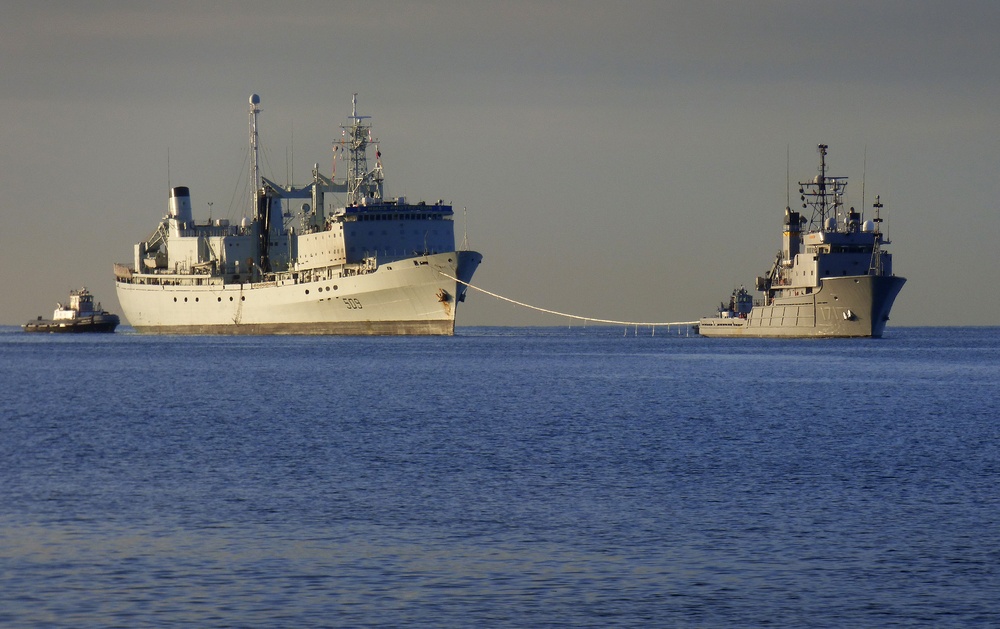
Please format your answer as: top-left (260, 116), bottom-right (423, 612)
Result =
top-left (23, 313), bottom-right (120, 333)
top-left (698, 275), bottom-right (905, 338)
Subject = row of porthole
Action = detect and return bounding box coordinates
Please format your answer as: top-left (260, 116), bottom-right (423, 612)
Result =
top-left (173, 296), bottom-right (246, 302)
top-left (169, 256), bottom-right (452, 301)
top-left (304, 285), bottom-right (339, 295)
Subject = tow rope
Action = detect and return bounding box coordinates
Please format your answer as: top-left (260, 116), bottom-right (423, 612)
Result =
top-left (440, 272), bottom-right (699, 334)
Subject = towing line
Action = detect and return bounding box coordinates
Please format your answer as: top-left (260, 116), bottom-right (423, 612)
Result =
top-left (440, 272), bottom-right (699, 331)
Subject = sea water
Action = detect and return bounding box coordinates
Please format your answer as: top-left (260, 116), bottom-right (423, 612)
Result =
top-left (1, 326), bottom-right (998, 627)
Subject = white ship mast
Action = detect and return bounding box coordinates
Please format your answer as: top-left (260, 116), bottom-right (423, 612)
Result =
top-left (247, 93), bottom-right (274, 273)
top-left (249, 93), bottom-right (262, 213)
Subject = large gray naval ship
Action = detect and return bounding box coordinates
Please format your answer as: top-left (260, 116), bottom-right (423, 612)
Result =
top-left (114, 94), bottom-right (482, 334)
top-left (697, 144), bottom-right (905, 338)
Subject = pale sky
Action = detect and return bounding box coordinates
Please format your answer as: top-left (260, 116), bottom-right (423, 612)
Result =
top-left (3, 0), bottom-right (999, 327)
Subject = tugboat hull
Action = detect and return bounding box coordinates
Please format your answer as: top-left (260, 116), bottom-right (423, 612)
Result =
top-left (698, 275), bottom-right (905, 338)
top-left (23, 314), bottom-right (120, 333)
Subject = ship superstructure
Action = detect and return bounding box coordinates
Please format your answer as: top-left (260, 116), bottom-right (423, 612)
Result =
top-left (698, 144), bottom-right (905, 338)
top-left (114, 94), bottom-right (481, 334)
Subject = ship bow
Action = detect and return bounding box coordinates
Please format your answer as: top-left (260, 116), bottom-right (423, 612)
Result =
top-left (870, 275), bottom-right (906, 337)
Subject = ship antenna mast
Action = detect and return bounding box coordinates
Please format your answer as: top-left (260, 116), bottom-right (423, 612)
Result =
top-left (344, 93), bottom-right (381, 206)
top-left (869, 195), bottom-right (885, 275)
top-left (799, 143), bottom-right (846, 232)
top-left (818, 143), bottom-right (828, 225)
top-left (249, 93), bottom-right (262, 214)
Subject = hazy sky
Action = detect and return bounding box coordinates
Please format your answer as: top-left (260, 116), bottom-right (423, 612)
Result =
top-left (3, 0), bottom-right (999, 327)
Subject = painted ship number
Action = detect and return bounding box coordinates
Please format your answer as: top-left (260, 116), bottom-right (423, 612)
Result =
top-left (344, 298), bottom-right (363, 310)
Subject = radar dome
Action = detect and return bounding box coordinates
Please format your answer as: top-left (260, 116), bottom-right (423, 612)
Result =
top-left (250, 93), bottom-right (261, 105)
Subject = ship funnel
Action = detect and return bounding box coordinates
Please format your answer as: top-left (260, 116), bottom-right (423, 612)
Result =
top-left (783, 207), bottom-right (802, 263)
top-left (169, 186), bottom-right (194, 224)
top-left (168, 186), bottom-right (194, 237)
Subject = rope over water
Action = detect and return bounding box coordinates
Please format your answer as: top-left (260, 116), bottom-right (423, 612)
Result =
top-left (440, 272), bottom-right (699, 332)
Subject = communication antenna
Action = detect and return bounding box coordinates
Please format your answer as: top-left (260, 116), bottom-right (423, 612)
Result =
top-left (861, 145), bottom-right (867, 217)
top-left (873, 195), bottom-right (883, 234)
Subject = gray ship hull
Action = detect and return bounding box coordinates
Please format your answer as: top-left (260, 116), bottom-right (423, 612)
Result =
top-left (697, 275), bottom-right (906, 338)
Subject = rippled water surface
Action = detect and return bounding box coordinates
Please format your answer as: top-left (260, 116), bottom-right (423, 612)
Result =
top-left (1, 326), bottom-right (998, 627)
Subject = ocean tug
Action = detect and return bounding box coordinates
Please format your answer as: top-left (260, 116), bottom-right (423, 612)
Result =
top-left (697, 144), bottom-right (905, 338)
top-left (114, 94), bottom-right (482, 334)
top-left (23, 288), bottom-right (120, 333)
